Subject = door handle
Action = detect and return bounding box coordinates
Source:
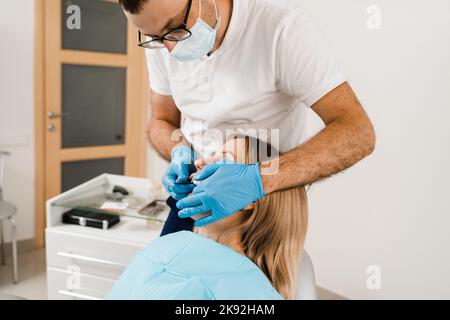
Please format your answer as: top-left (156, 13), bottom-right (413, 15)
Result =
top-left (48, 111), bottom-right (69, 119)
top-left (47, 124), bottom-right (56, 132)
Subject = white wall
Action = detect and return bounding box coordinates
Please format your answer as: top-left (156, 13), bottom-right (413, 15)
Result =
top-left (298, 0), bottom-right (450, 299)
top-left (0, 0), bottom-right (35, 241)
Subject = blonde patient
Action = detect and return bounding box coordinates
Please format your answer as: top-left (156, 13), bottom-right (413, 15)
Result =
top-left (108, 135), bottom-right (308, 300)
top-left (191, 135), bottom-right (308, 300)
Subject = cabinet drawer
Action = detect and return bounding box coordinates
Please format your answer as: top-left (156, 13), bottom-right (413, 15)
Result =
top-left (47, 267), bottom-right (116, 300)
top-left (46, 230), bottom-right (144, 279)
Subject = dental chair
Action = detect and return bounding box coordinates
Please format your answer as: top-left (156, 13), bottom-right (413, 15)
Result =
top-left (294, 251), bottom-right (317, 300)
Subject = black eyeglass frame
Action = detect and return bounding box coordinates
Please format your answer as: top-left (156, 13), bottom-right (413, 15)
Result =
top-left (137, 0), bottom-right (193, 49)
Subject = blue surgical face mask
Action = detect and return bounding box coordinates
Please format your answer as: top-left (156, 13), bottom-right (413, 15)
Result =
top-left (171, 0), bottom-right (221, 62)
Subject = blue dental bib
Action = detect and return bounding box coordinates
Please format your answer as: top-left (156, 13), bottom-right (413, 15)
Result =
top-left (107, 231), bottom-right (283, 300)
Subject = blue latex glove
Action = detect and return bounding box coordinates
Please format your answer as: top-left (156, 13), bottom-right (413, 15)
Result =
top-left (162, 145), bottom-right (196, 200)
top-left (176, 161), bottom-right (266, 227)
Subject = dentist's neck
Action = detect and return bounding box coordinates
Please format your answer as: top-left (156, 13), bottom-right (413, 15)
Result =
top-left (211, 0), bottom-right (233, 53)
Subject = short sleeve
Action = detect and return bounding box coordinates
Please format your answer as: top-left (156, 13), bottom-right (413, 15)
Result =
top-left (275, 10), bottom-right (346, 107)
top-left (145, 49), bottom-right (172, 96)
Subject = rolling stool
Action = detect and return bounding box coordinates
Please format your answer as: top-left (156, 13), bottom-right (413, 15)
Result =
top-left (0, 151), bottom-right (18, 283)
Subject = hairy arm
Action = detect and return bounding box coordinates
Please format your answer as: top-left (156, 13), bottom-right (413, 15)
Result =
top-left (148, 91), bottom-right (186, 161)
top-left (261, 82), bottom-right (376, 194)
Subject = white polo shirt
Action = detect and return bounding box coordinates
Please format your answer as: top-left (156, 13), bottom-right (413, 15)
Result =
top-left (146, 0), bottom-right (346, 158)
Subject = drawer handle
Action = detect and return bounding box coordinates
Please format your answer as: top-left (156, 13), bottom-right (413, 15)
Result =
top-left (57, 251), bottom-right (127, 268)
top-left (58, 290), bottom-right (102, 301)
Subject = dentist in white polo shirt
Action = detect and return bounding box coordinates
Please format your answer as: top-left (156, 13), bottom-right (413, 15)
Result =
top-left (119, 0), bottom-right (376, 234)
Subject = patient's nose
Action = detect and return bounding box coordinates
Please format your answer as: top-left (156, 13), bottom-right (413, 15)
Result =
top-left (195, 159), bottom-right (207, 171)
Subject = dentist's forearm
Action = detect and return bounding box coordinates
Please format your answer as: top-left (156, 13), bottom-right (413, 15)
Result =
top-left (260, 117), bottom-right (376, 194)
top-left (148, 119), bottom-right (186, 162)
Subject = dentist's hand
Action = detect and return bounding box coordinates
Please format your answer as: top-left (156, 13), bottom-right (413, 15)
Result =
top-left (162, 145), bottom-right (196, 200)
top-left (176, 161), bottom-right (266, 227)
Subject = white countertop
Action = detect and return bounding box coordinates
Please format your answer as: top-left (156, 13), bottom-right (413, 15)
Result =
top-left (46, 217), bottom-right (163, 247)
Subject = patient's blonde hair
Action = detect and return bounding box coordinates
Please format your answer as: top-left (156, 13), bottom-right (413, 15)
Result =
top-left (226, 135), bottom-right (308, 300)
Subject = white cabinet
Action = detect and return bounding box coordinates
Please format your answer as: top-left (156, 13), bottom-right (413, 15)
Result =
top-left (45, 174), bottom-right (166, 300)
top-left (47, 267), bottom-right (117, 300)
top-left (46, 229), bottom-right (139, 279)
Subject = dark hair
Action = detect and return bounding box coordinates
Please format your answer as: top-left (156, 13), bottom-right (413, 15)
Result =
top-left (118, 0), bottom-right (148, 14)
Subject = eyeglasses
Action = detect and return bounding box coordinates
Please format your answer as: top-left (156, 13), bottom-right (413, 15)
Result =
top-left (137, 0), bottom-right (193, 49)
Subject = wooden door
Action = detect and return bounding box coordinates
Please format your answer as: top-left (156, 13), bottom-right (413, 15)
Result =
top-left (34, 0), bottom-right (149, 246)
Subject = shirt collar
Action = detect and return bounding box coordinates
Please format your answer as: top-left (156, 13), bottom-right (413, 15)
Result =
top-left (215, 0), bottom-right (249, 55)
